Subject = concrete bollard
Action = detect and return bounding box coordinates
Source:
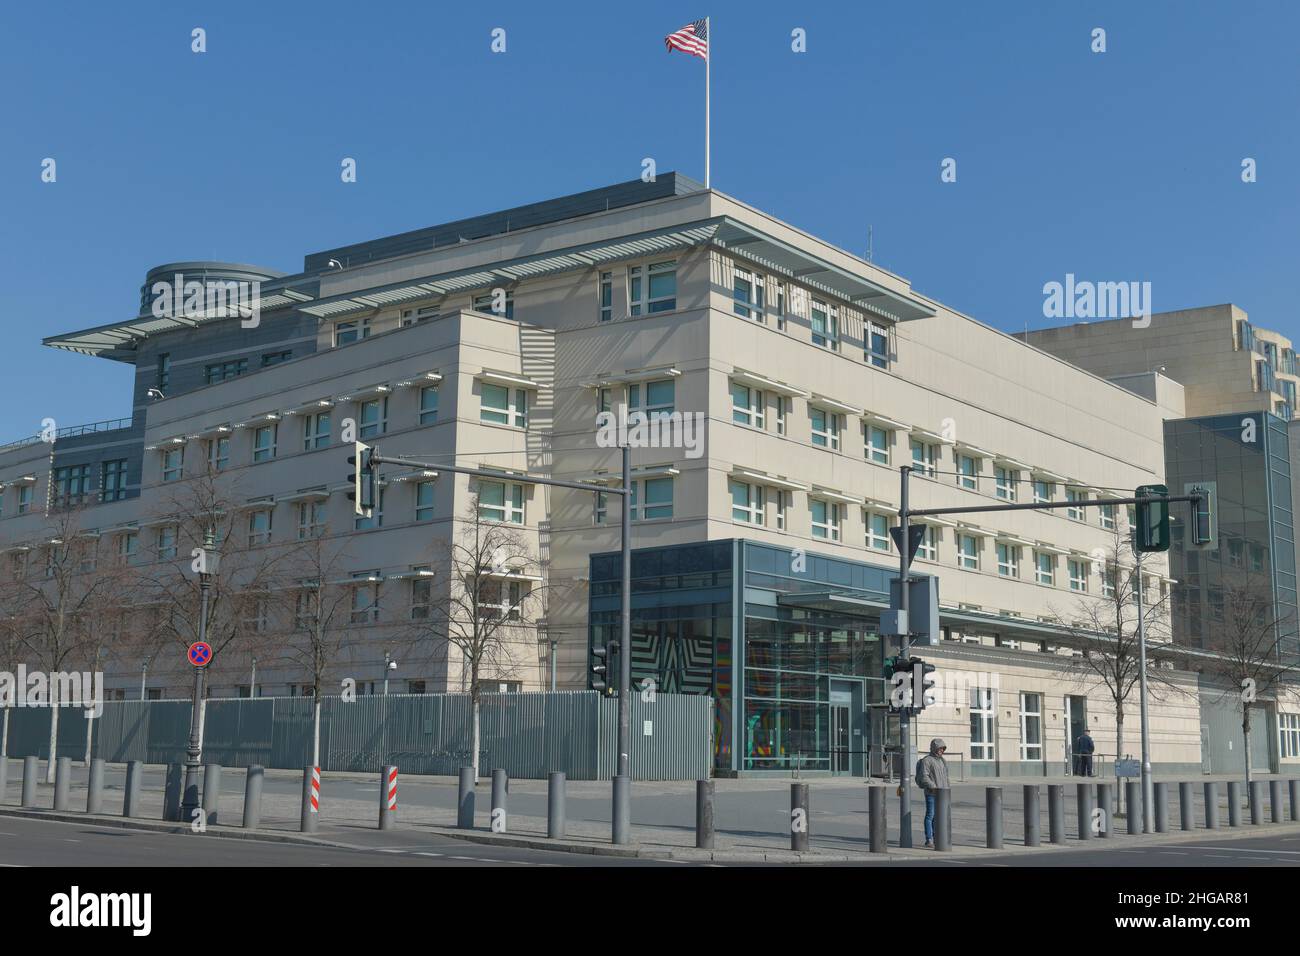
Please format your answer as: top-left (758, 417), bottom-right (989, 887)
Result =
top-left (1227, 781), bottom-right (1241, 826)
top-left (300, 766), bottom-right (319, 833)
top-left (612, 774), bottom-right (630, 845)
top-left (1023, 785), bottom-right (1041, 846)
top-left (162, 763), bottom-right (182, 822)
top-left (547, 771), bottom-right (565, 839)
top-left (123, 760), bottom-right (142, 817)
top-left (1204, 781), bottom-right (1219, 829)
top-left (1270, 780), bottom-right (1283, 823)
top-left (53, 756), bottom-right (71, 811)
top-left (1179, 782), bottom-right (1194, 831)
top-left (1290, 779), bottom-right (1299, 823)
top-left (790, 782), bottom-right (809, 852)
top-left (934, 788), bottom-right (952, 851)
top-left (201, 763), bottom-right (221, 826)
top-left (1076, 782), bottom-right (1093, 841)
top-left (457, 766), bottom-right (475, 829)
top-left (1126, 781), bottom-right (1141, 834)
top-left (1047, 784), bottom-right (1065, 844)
top-left (490, 769), bottom-right (508, 833)
top-left (86, 758), bottom-right (105, 815)
top-left (695, 779), bottom-right (714, 849)
top-left (1096, 782), bottom-right (1112, 838)
top-left (21, 756), bottom-right (38, 807)
top-left (379, 765), bottom-right (397, 831)
top-left (243, 765), bottom-right (264, 829)
top-left (868, 785), bottom-right (887, 853)
top-left (1154, 782), bottom-right (1169, 833)
top-left (985, 787), bottom-right (1003, 849)
top-left (1249, 781), bottom-right (1263, 825)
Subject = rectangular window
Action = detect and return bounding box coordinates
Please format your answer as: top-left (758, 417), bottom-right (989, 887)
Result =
top-left (810, 407), bottom-right (841, 450)
top-left (958, 533), bottom-right (980, 570)
top-left (415, 481), bottom-right (436, 522)
top-left (17, 485), bottom-right (33, 514)
top-left (775, 282), bottom-right (788, 332)
top-left (351, 572), bottom-right (381, 623)
top-left (865, 321), bottom-right (890, 368)
top-left (810, 499), bottom-right (841, 541)
top-left (261, 350), bottom-right (292, 367)
top-left (101, 459), bottom-right (129, 502)
top-left (733, 268), bottom-right (764, 320)
top-left (1069, 559), bottom-right (1088, 592)
top-left (864, 425), bottom-right (890, 465)
top-left (358, 397), bottom-right (388, 438)
top-left (910, 439), bottom-right (937, 479)
top-left (775, 490), bottom-right (789, 531)
top-left (156, 526), bottom-right (177, 561)
top-left (995, 467), bottom-right (1018, 501)
top-left (729, 479), bottom-right (764, 525)
top-left (631, 477), bottom-right (673, 521)
top-left (410, 566), bottom-right (432, 620)
top-left (478, 481), bottom-right (525, 524)
top-left (334, 318), bottom-right (371, 345)
top-left (419, 386), bottom-right (439, 425)
top-left (248, 509), bottom-right (272, 547)
top-left (917, 525), bottom-right (938, 561)
top-left (303, 412), bottom-right (331, 451)
top-left (776, 396), bottom-right (790, 436)
top-left (865, 511), bottom-right (890, 551)
top-left (1035, 551), bottom-right (1056, 586)
top-left (205, 436), bottom-right (230, 472)
top-left (628, 259), bottom-right (676, 315)
top-left (811, 300), bottom-right (839, 350)
top-left (52, 464), bottom-right (92, 508)
top-left (1279, 713), bottom-right (1300, 759)
top-left (157, 353), bottom-right (170, 389)
top-left (594, 490), bottom-right (608, 526)
top-left (1102, 567), bottom-right (1117, 598)
top-left (473, 290), bottom-right (515, 319)
top-left (354, 488), bottom-right (385, 530)
top-left (997, 543), bottom-right (1020, 578)
top-left (400, 305), bottom-right (439, 326)
top-left (204, 359), bottom-right (247, 384)
top-left (480, 384), bottom-right (528, 428)
top-left (297, 500), bottom-right (327, 539)
top-left (970, 687), bottom-right (996, 761)
top-left (1066, 488), bottom-right (1085, 521)
top-left (1099, 503), bottom-right (1116, 530)
top-left (1020, 692), bottom-right (1043, 761)
top-left (957, 454), bottom-right (979, 491)
top-left (731, 383), bottom-right (765, 428)
top-left (161, 447), bottom-right (184, 482)
top-left (1033, 479), bottom-right (1053, 504)
top-left (628, 379), bottom-right (675, 419)
top-left (599, 271), bottom-right (613, 322)
top-left (253, 424), bottom-right (277, 463)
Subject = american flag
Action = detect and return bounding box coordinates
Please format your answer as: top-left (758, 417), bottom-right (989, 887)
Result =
top-left (664, 19), bottom-right (708, 60)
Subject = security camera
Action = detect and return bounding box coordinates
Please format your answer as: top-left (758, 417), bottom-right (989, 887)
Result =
top-left (388, 660), bottom-right (397, 670)
top-left (327, 259), bottom-right (344, 270)
top-left (146, 388), bottom-right (165, 400)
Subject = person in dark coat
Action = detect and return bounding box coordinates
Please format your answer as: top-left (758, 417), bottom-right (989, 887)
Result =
top-left (1075, 726), bottom-right (1096, 777)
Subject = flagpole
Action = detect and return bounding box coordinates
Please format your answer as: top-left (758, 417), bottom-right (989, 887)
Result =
top-left (705, 16), bottom-right (711, 189)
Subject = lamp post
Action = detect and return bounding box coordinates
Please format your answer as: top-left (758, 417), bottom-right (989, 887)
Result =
top-left (180, 527), bottom-right (217, 825)
top-left (383, 652), bottom-right (396, 696)
top-left (250, 657), bottom-right (257, 699)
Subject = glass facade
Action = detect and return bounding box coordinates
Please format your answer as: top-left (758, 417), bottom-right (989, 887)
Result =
top-left (1165, 413), bottom-right (1299, 664)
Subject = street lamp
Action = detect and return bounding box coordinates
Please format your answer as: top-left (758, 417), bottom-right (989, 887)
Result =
top-left (180, 526), bottom-right (218, 825)
top-left (250, 657), bottom-right (257, 699)
top-left (383, 653), bottom-right (396, 696)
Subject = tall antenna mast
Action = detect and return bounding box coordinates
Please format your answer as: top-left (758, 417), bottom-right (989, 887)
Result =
top-left (866, 225), bottom-right (874, 262)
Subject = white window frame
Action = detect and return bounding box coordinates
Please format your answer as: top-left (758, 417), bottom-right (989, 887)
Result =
top-left (410, 566), bottom-right (432, 620)
top-left (733, 267), bottom-right (765, 321)
top-left (156, 526), bottom-right (177, 561)
top-left (161, 447), bottom-right (184, 482)
top-left (910, 439), bottom-right (938, 479)
top-left (731, 383), bottom-right (765, 429)
top-left (864, 424), bottom-right (890, 465)
top-left (247, 508), bottom-right (273, 547)
top-left (473, 290), bottom-right (515, 318)
top-left (1019, 692), bottom-right (1043, 761)
top-left (351, 571), bottom-right (381, 623)
top-left (303, 412), bottom-right (331, 451)
top-left (1034, 551), bottom-right (1056, 586)
top-left (630, 477), bottom-right (673, 521)
top-left (480, 384), bottom-right (528, 428)
top-left (1066, 488), bottom-right (1085, 521)
top-left (810, 407), bottom-right (841, 451)
top-left (414, 480), bottom-right (436, 522)
top-left (775, 490), bottom-right (789, 531)
top-left (599, 271), bottom-right (613, 322)
top-left (419, 386), bottom-right (439, 425)
top-left (957, 454), bottom-right (979, 490)
top-left (334, 317), bottom-right (371, 346)
top-left (811, 299), bottom-right (839, 350)
top-left (1069, 559), bottom-right (1088, 592)
top-left (865, 320), bottom-right (890, 368)
top-left (916, 525), bottom-right (939, 562)
top-left (206, 436), bottom-right (230, 472)
top-left (958, 533), bottom-right (980, 570)
top-left (1279, 713), bottom-right (1300, 759)
top-left (997, 543), bottom-right (1020, 578)
top-left (809, 499), bottom-right (841, 541)
top-left (478, 480), bottom-right (525, 524)
top-left (628, 259), bottom-right (677, 315)
top-left (1033, 479), bottom-right (1053, 504)
top-left (995, 466), bottom-right (1017, 501)
top-left (729, 479), bottom-right (765, 525)
top-left (865, 510), bottom-right (890, 551)
top-left (1099, 503), bottom-right (1116, 530)
top-left (297, 501), bottom-right (327, 539)
top-left (970, 687), bottom-right (996, 761)
top-left (776, 396), bottom-right (790, 436)
top-left (358, 397), bottom-right (388, 438)
top-left (252, 424), bottom-right (277, 463)
top-left (628, 380), bottom-right (674, 419)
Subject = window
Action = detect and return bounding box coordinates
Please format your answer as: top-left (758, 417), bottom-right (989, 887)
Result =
top-left (775, 490), bottom-right (790, 531)
top-left (910, 439), bottom-right (937, 479)
top-left (628, 259), bottom-right (676, 315)
top-left (410, 566), bottom-right (432, 620)
top-left (1069, 559), bottom-right (1088, 592)
top-left (261, 350), bottom-right (292, 367)
top-left (631, 477), bottom-right (673, 521)
top-left (415, 481), bottom-right (436, 522)
top-left (1099, 503), bottom-right (1116, 530)
top-left (253, 424), bottom-right (277, 463)
top-left (865, 321), bottom-right (890, 368)
top-left (1032, 479), bottom-right (1053, 504)
top-left (775, 282), bottom-right (788, 332)
top-left (810, 499), bottom-right (841, 541)
top-left (478, 579), bottom-right (526, 622)
top-left (351, 572), bottom-right (381, 623)
top-left (101, 459), bottom-right (128, 502)
top-left (916, 525), bottom-right (938, 561)
top-left (958, 533), bottom-right (980, 570)
top-left (957, 454), bottom-right (979, 490)
top-left (1020, 693), bottom-right (1043, 761)
top-left (358, 397), bottom-right (388, 438)
top-left (864, 424), bottom-right (890, 465)
top-left (400, 305), bottom-right (439, 326)
top-left (733, 268), bottom-right (764, 320)
top-left (598, 271), bottom-right (613, 322)
top-left (479, 481), bottom-right (525, 524)
top-left (1279, 713), bottom-right (1300, 759)
top-left (1065, 488), bottom-right (1085, 521)
top-left (205, 436), bottom-right (230, 472)
top-left (811, 299), bottom-right (839, 350)
top-left (731, 383), bottom-right (765, 428)
top-left (1034, 551), bottom-right (1055, 586)
top-left (995, 466), bottom-right (1018, 501)
top-left (997, 543), bottom-right (1020, 578)
top-left (161, 447), bottom-right (184, 482)
top-left (970, 688), bottom-right (996, 761)
top-left (52, 464), bottom-right (92, 508)
top-left (810, 407), bottom-right (841, 450)
top-left (776, 396), bottom-right (790, 436)
top-left (594, 491), bottom-right (608, 526)
top-left (730, 479), bottom-right (764, 525)
top-left (865, 511), bottom-right (890, 551)
top-left (628, 380), bottom-right (674, 419)
top-left (355, 488), bottom-right (385, 530)
top-left (480, 384), bottom-right (528, 428)
top-left (117, 532), bottom-right (138, 562)
top-left (17, 485), bottom-right (33, 514)
top-left (205, 359), bottom-right (247, 384)
top-left (303, 412), bottom-right (331, 451)
top-left (243, 599), bottom-right (269, 635)
top-left (1102, 567), bottom-right (1117, 598)
top-left (156, 526), bottom-right (177, 561)
top-left (334, 318), bottom-right (371, 345)
top-left (156, 353), bottom-right (170, 389)
top-left (248, 509), bottom-right (273, 547)
top-left (297, 501), bottom-right (327, 539)
top-left (417, 386), bottom-right (439, 425)
top-left (473, 290), bottom-right (515, 319)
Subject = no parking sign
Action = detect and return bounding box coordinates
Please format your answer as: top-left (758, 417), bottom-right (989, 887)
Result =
top-left (188, 642), bottom-right (212, 667)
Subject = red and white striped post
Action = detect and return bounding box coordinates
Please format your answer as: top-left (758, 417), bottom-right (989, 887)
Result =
top-left (301, 766), bottom-right (320, 833)
top-left (379, 766), bottom-right (398, 830)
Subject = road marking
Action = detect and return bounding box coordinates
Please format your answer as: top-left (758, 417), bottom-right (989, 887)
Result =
top-left (414, 852), bottom-right (444, 858)
top-left (1181, 846), bottom-right (1300, 855)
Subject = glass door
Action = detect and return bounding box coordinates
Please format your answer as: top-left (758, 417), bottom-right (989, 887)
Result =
top-left (830, 703), bottom-right (851, 773)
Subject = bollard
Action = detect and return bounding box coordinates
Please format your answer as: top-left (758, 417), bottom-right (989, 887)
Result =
top-left (490, 769), bottom-right (508, 833)
top-left (1096, 782), bottom-right (1112, 838)
top-left (612, 775), bottom-right (630, 845)
top-left (123, 760), bottom-right (142, 817)
top-left (1227, 781), bottom-right (1241, 826)
top-left (1249, 781), bottom-right (1263, 825)
top-left (1204, 781), bottom-right (1219, 829)
top-left (1290, 779), bottom-right (1299, 823)
top-left (1023, 785), bottom-right (1041, 847)
top-left (868, 785), bottom-right (887, 853)
top-left (934, 789), bottom-right (951, 851)
top-left (790, 782), bottom-right (809, 852)
top-left (1126, 781), bottom-right (1141, 834)
top-left (163, 763), bottom-right (182, 822)
top-left (86, 758), bottom-right (105, 815)
top-left (1179, 782), bottom-right (1194, 831)
top-left (1154, 782), bottom-right (1169, 833)
top-left (457, 767), bottom-right (475, 829)
top-left (1076, 783), bottom-right (1093, 841)
top-left (0, 757), bottom-right (7, 805)
top-left (985, 787), bottom-right (1003, 849)
top-left (695, 779), bottom-right (714, 849)
top-left (1270, 780), bottom-right (1283, 824)
top-left (201, 763), bottom-right (221, 826)
top-left (21, 755), bottom-right (38, 807)
top-left (1047, 784), bottom-right (1064, 844)
top-left (243, 765), bottom-right (264, 829)
top-left (300, 766), bottom-right (319, 833)
top-left (379, 765), bottom-right (398, 830)
top-left (53, 757), bottom-right (71, 811)
top-left (547, 771), bottom-right (566, 839)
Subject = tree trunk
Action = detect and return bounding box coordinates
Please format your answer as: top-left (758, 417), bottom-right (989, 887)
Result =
top-left (312, 697), bottom-right (322, 769)
top-left (46, 685), bottom-right (60, 784)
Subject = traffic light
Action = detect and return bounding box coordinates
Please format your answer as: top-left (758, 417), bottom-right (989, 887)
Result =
top-left (1134, 483), bottom-right (1170, 553)
top-left (590, 640), bottom-right (617, 694)
top-left (886, 656), bottom-right (915, 710)
top-left (346, 441), bottom-right (376, 517)
top-left (917, 660), bottom-right (937, 708)
top-left (1187, 481), bottom-right (1217, 551)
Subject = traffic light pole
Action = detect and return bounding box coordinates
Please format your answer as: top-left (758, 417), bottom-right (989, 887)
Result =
top-left (897, 466), bottom-right (914, 848)
top-left (1135, 551), bottom-right (1153, 833)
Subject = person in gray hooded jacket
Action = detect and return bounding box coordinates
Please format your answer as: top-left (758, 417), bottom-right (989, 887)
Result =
top-left (915, 738), bottom-right (950, 847)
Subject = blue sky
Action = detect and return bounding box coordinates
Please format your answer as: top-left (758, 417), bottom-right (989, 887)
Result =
top-left (2, 0), bottom-right (1296, 441)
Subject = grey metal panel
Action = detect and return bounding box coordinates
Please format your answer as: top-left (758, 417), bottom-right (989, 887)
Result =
top-left (202, 699), bottom-right (274, 767)
top-left (271, 697), bottom-right (316, 768)
top-left (1200, 683), bottom-right (1273, 774)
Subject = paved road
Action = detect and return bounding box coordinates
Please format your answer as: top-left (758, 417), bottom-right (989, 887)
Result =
top-left (880, 832), bottom-right (1300, 867)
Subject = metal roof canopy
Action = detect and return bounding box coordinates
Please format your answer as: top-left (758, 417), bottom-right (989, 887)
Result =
top-left (775, 590), bottom-right (888, 614)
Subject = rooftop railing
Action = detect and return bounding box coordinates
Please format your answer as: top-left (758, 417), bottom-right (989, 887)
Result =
top-left (0, 417), bottom-right (133, 454)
